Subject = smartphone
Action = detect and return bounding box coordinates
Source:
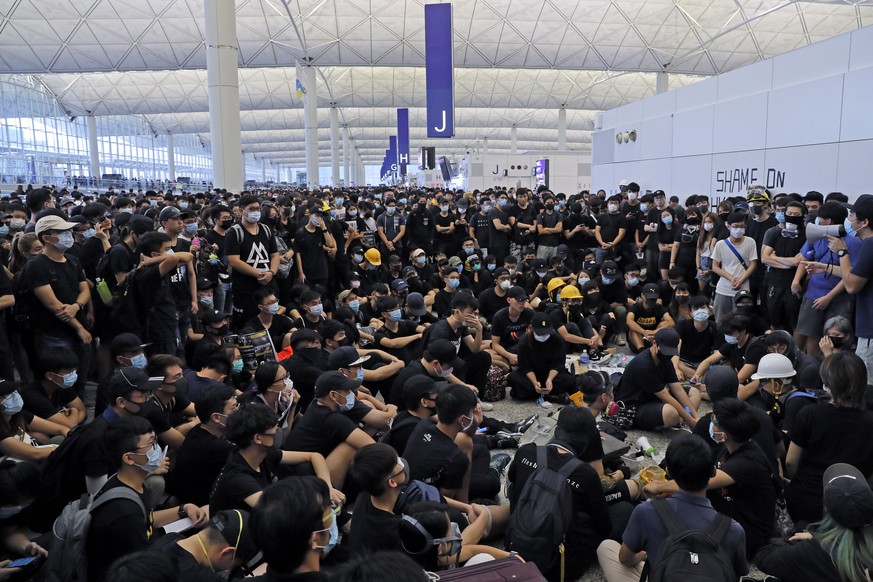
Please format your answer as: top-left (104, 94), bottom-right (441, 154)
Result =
top-left (8, 557), bottom-right (39, 568)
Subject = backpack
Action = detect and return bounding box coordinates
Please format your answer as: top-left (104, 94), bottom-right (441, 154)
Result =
top-left (40, 487), bottom-right (146, 582)
top-left (785, 389), bottom-right (831, 405)
top-left (647, 498), bottom-right (735, 582)
top-left (505, 446), bottom-right (583, 578)
top-left (393, 480), bottom-right (442, 515)
top-left (11, 262), bottom-right (35, 331)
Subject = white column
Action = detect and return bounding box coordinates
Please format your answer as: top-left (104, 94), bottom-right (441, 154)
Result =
top-left (261, 158), bottom-right (267, 183)
top-left (342, 126), bottom-right (350, 188)
top-left (87, 116), bottom-right (100, 179)
top-left (330, 105), bottom-right (340, 188)
top-left (656, 72), bottom-right (669, 95)
top-left (166, 133), bottom-right (176, 182)
top-left (557, 108), bottom-right (567, 150)
top-left (205, 0), bottom-right (244, 192)
top-left (510, 124), bottom-right (518, 154)
top-left (303, 66), bottom-right (319, 189)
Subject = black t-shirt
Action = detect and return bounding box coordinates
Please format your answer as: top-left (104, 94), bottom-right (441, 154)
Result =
top-left (209, 448), bottom-right (282, 514)
top-left (674, 225), bottom-right (699, 265)
top-left (383, 410), bottom-right (426, 454)
top-left (434, 211), bottom-right (456, 245)
top-left (487, 207), bottom-right (510, 248)
top-left (149, 534), bottom-right (226, 582)
top-left (477, 287), bottom-right (507, 321)
top-left (707, 440), bottom-right (776, 556)
top-left (225, 224), bottom-right (278, 292)
top-left (390, 360), bottom-right (435, 408)
top-left (23, 253), bottom-right (86, 337)
top-left (615, 349), bottom-right (678, 404)
top-left (491, 307), bottom-right (534, 352)
top-left (106, 241), bottom-right (138, 290)
top-left (509, 204), bottom-right (538, 245)
top-left (675, 318), bottom-right (721, 363)
top-left (348, 495), bottom-right (402, 555)
top-left (373, 320), bottom-right (420, 363)
top-left (718, 336), bottom-right (767, 373)
top-left (596, 212), bottom-right (628, 244)
top-left (469, 211), bottom-right (491, 247)
top-left (693, 409), bottom-right (781, 474)
top-left (282, 348), bottom-right (326, 407)
top-left (20, 381), bottom-right (77, 420)
top-left (628, 301), bottom-right (667, 331)
top-left (170, 424), bottom-right (234, 507)
top-left (168, 238), bottom-right (193, 309)
top-left (294, 226), bottom-right (330, 280)
top-left (404, 421), bottom-right (468, 490)
top-left (86, 476), bottom-right (153, 582)
top-left (203, 228), bottom-right (228, 257)
top-left (564, 212), bottom-right (597, 249)
top-left (763, 226), bottom-right (807, 285)
top-left (422, 319), bottom-right (470, 358)
top-left (431, 288), bottom-right (456, 319)
top-left (134, 263), bottom-right (178, 343)
top-left (536, 210), bottom-right (562, 246)
top-left (244, 314), bottom-right (294, 352)
top-left (598, 276), bottom-right (628, 305)
top-left (139, 393), bottom-right (192, 434)
top-left (283, 402), bottom-right (357, 457)
top-left (516, 333), bottom-right (566, 377)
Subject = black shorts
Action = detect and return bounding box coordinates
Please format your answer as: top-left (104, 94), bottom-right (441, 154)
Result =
top-left (633, 401), bottom-right (666, 430)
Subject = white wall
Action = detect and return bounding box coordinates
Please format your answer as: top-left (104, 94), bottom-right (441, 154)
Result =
top-left (592, 25), bottom-right (873, 200)
top-left (458, 151), bottom-right (591, 194)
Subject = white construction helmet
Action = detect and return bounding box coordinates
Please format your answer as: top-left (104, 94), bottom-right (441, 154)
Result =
top-left (751, 353), bottom-right (796, 380)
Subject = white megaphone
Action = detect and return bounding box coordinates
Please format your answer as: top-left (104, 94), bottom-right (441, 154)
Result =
top-left (636, 436), bottom-right (656, 458)
top-left (806, 223), bottom-right (846, 243)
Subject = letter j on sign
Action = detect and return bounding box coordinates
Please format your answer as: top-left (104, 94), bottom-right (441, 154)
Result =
top-left (425, 3), bottom-right (454, 138)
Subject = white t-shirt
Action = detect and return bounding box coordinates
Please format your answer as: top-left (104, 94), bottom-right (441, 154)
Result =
top-left (711, 236), bottom-right (758, 297)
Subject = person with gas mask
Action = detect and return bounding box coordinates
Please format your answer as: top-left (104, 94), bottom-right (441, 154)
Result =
top-left (761, 201), bottom-right (807, 334)
top-left (85, 416), bottom-right (209, 582)
top-left (210, 401), bottom-right (342, 514)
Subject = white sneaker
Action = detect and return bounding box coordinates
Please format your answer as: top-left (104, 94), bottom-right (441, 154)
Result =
top-left (537, 396), bottom-right (553, 409)
top-left (479, 401), bottom-right (494, 412)
top-left (615, 332), bottom-right (627, 346)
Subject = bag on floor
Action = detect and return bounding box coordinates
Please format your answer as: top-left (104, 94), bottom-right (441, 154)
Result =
top-left (481, 365), bottom-right (508, 402)
top-left (429, 556), bottom-right (546, 581)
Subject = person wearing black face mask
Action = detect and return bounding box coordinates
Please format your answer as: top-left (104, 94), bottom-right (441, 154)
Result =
top-left (761, 201), bottom-right (807, 334)
top-left (136, 354), bottom-right (196, 452)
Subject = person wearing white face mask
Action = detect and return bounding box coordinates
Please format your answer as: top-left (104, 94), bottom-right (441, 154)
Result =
top-left (674, 295), bottom-right (722, 383)
top-left (20, 347), bottom-right (86, 430)
top-left (244, 288), bottom-right (294, 352)
top-left (158, 206), bottom-right (199, 350)
top-left (594, 194), bottom-right (628, 266)
top-left (710, 212), bottom-right (758, 321)
top-left (507, 313), bottom-right (574, 406)
top-left (328, 346), bottom-right (398, 433)
top-left (85, 416), bottom-right (209, 582)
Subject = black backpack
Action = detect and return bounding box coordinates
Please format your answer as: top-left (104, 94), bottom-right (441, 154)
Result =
top-left (647, 498), bottom-right (735, 582)
top-left (505, 446), bottom-right (582, 578)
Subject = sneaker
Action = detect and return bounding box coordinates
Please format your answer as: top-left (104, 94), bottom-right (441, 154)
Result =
top-left (615, 332), bottom-right (627, 346)
top-left (589, 349), bottom-right (604, 362)
top-left (513, 414), bottom-right (539, 435)
top-left (479, 401), bottom-right (495, 412)
top-left (544, 393), bottom-right (570, 405)
top-left (489, 453), bottom-right (511, 476)
top-left (491, 433), bottom-right (520, 449)
top-left (537, 396), bottom-right (553, 409)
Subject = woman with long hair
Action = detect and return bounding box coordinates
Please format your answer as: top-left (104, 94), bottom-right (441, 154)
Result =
top-left (696, 211), bottom-right (720, 294)
top-left (7, 232), bottom-right (42, 274)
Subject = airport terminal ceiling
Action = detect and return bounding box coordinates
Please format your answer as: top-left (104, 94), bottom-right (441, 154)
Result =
top-left (1, 0), bottom-right (871, 164)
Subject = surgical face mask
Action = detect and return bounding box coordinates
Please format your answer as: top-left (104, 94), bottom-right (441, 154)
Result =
top-left (220, 218), bottom-right (234, 230)
top-left (472, 263), bottom-right (481, 272)
top-left (55, 370), bottom-right (77, 389)
top-left (730, 227), bottom-right (745, 239)
top-left (692, 309), bottom-right (710, 322)
top-left (608, 203), bottom-right (619, 213)
top-left (775, 212), bottom-right (785, 224)
top-left (703, 222), bottom-right (714, 232)
top-left (310, 216), bottom-right (322, 227)
top-left (709, 422), bottom-right (727, 443)
top-left (309, 304), bottom-right (324, 316)
top-left (440, 205), bottom-right (449, 213)
top-left (185, 223), bottom-right (198, 234)
top-left (119, 208), bottom-right (133, 214)
top-left (499, 279), bottom-right (512, 291)
top-left (2, 391), bottom-right (23, 415)
top-left (536, 270), bottom-right (548, 278)
top-left (639, 203), bottom-right (649, 213)
top-left (534, 333), bottom-right (550, 343)
top-left (339, 391), bottom-right (355, 412)
top-left (232, 359), bottom-right (244, 373)
top-left (9, 218), bottom-right (25, 230)
top-left (662, 216), bottom-right (673, 225)
top-left (348, 210), bottom-right (358, 217)
top-left (352, 253), bottom-right (364, 263)
top-left (135, 443), bottom-right (165, 475)
top-left (578, 277), bottom-right (590, 287)
top-left (245, 211), bottom-right (261, 223)
top-left (179, 202), bottom-right (189, 209)
top-left (627, 276), bottom-right (639, 287)
top-left (460, 414), bottom-right (475, 431)
top-left (315, 516), bottom-right (339, 556)
top-left (487, 263), bottom-right (496, 272)
top-left (498, 199), bottom-right (508, 207)
top-left (130, 354), bottom-right (147, 369)
top-left (508, 268), bottom-right (517, 277)
top-left (386, 206), bottom-right (396, 215)
top-left (448, 278), bottom-right (460, 289)
top-left (415, 256), bottom-right (426, 266)
top-left (464, 247), bottom-right (474, 255)
top-left (355, 367), bottom-right (365, 382)
top-left (601, 276), bottom-right (615, 285)
top-left (845, 217), bottom-right (858, 237)
top-left (724, 333), bottom-right (739, 345)
top-left (335, 197), bottom-right (344, 206)
top-left (199, 295), bottom-right (214, 306)
top-left (149, 200), bottom-right (158, 206)
top-left (435, 362), bottom-right (453, 378)
top-left (267, 303), bottom-right (280, 315)
top-left (455, 263), bottom-right (463, 273)
top-left (54, 231), bottom-right (75, 250)
top-left (0, 225), bottom-right (7, 237)
top-left (348, 300), bottom-right (360, 313)
top-left (483, 204), bottom-right (492, 212)
top-left (389, 309), bottom-right (402, 322)
top-left (83, 228), bottom-right (96, 239)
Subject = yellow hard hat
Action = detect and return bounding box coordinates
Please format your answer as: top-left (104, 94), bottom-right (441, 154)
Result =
top-left (560, 285), bottom-right (582, 300)
top-left (547, 278), bottom-right (566, 294)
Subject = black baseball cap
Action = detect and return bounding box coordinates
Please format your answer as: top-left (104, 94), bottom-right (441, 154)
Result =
top-left (823, 463), bottom-right (873, 529)
top-left (110, 333), bottom-right (146, 356)
top-left (0, 379), bottom-right (21, 397)
top-left (642, 283), bottom-right (659, 299)
top-left (314, 370), bottom-right (362, 398)
top-left (327, 346), bottom-right (370, 370)
top-left (108, 368), bottom-right (162, 400)
top-left (211, 509), bottom-right (262, 568)
top-left (423, 339), bottom-right (464, 369)
top-left (403, 375), bottom-right (443, 403)
top-left (654, 328), bottom-right (680, 356)
top-left (601, 261), bottom-right (619, 277)
top-left (530, 312), bottom-right (556, 337)
top-left (843, 194), bottom-right (873, 222)
top-left (506, 286), bottom-right (528, 301)
top-left (406, 292), bottom-right (427, 317)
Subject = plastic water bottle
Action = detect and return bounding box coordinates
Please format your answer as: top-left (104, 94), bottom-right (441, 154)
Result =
top-left (579, 351), bottom-right (590, 369)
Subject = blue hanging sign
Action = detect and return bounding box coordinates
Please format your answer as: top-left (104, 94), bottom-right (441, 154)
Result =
top-left (425, 3), bottom-right (454, 138)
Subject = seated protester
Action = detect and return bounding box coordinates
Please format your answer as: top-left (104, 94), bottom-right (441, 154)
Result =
top-left (596, 260), bottom-right (629, 345)
top-left (819, 314), bottom-right (855, 359)
top-left (612, 329), bottom-right (701, 430)
top-left (168, 385), bottom-right (237, 507)
top-left (691, 366), bottom-right (784, 474)
top-left (357, 248), bottom-right (384, 291)
top-left (477, 267), bottom-right (513, 322)
top-left (756, 462), bottom-right (873, 582)
top-left (550, 284), bottom-right (601, 353)
top-left (20, 348), bottom-right (86, 430)
top-left (621, 261), bottom-right (644, 304)
top-left (761, 330), bottom-right (821, 391)
top-left (522, 258), bottom-right (550, 298)
top-left (785, 351), bottom-right (873, 526)
top-left (490, 285), bottom-right (536, 367)
top-left (447, 256), bottom-right (472, 290)
top-left (358, 283), bottom-right (390, 327)
top-left (410, 248), bottom-right (436, 284)
top-left (327, 346), bottom-right (397, 432)
top-left (402, 265), bottom-right (432, 299)
top-left (549, 251), bottom-right (576, 285)
top-left (747, 353), bottom-right (818, 436)
top-left (244, 288), bottom-right (294, 352)
top-left (282, 371), bottom-right (375, 489)
top-left (380, 254), bottom-right (405, 286)
top-left (464, 254), bottom-right (490, 295)
top-left (292, 289), bottom-right (326, 330)
top-left (431, 266), bottom-right (462, 319)
top-left (95, 332), bottom-right (149, 416)
top-left (27, 369), bottom-right (161, 533)
top-left (338, 288), bottom-right (364, 325)
top-left (239, 363), bottom-right (298, 429)
top-left (673, 295), bottom-right (722, 381)
top-left (733, 289), bottom-right (769, 337)
top-left (331, 551), bottom-right (431, 582)
top-left (581, 279), bottom-right (619, 345)
top-left (182, 343), bottom-right (234, 402)
top-left (282, 329), bottom-right (326, 411)
top-left (139, 354), bottom-right (197, 450)
top-left (692, 312), bottom-right (766, 385)
top-left (150, 508), bottom-right (260, 582)
top-left (247, 476), bottom-right (336, 581)
top-left (507, 409), bottom-right (616, 581)
top-left (405, 291), bottom-right (439, 327)
top-left (85, 416), bottom-right (209, 582)
top-left (645, 399), bottom-right (776, 558)
top-left (507, 313), bottom-right (574, 405)
top-left (626, 283), bottom-right (675, 353)
top-left (656, 266), bottom-right (686, 306)
top-left (0, 461), bottom-right (49, 564)
top-left (185, 309), bottom-right (233, 370)
top-left (372, 295), bottom-right (425, 364)
top-left (421, 294), bottom-right (492, 394)
top-left (666, 282), bottom-right (693, 322)
top-left (0, 380), bottom-right (65, 462)
top-left (596, 434), bottom-right (749, 582)
top-left (381, 376), bottom-right (440, 455)
top-left (403, 383), bottom-right (512, 507)
top-left (347, 443), bottom-right (407, 555)
top-left (210, 402), bottom-right (341, 514)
